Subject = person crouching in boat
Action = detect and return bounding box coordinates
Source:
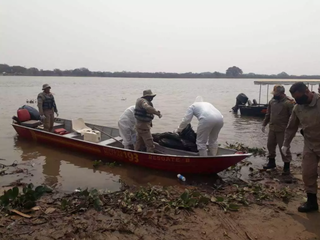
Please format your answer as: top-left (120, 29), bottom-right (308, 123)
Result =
top-left (37, 84), bottom-right (58, 132)
top-left (134, 90), bottom-right (162, 153)
top-left (174, 96), bottom-right (224, 156)
top-left (118, 105), bottom-right (136, 150)
top-left (261, 85), bottom-right (294, 175)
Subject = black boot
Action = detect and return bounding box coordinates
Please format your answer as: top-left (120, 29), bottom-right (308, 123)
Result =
top-left (298, 193), bottom-right (319, 213)
top-left (282, 162), bottom-right (290, 175)
top-left (263, 158), bottom-right (276, 169)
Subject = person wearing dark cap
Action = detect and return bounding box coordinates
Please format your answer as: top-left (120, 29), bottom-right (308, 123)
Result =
top-left (261, 85), bottom-right (294, 174)
top-left (283, 82), bottom-right (320, 212)
top-left (37, 84), bottom-right (58, 132)
top-left (134, 90), bottom-right (162, 153)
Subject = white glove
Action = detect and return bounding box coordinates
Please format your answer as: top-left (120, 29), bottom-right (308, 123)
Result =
top-left (281, 146), bottom-right (288, 155)
top-left (40, 115), bottom-right (46, 121)
top-left (261, 126), bottom-right (266, 133)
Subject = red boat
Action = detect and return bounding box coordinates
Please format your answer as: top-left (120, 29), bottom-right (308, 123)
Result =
top-left (12, 116), bottom-right (251, 174)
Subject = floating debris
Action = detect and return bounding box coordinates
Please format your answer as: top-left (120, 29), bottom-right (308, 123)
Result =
top-left (26, 99), bottom-right (37, 104)
top-left (225, 142), bottom-right (267, 156)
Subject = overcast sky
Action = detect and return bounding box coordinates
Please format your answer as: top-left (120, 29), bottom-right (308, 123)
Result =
top-left (1, 0), bottom-right (319, 75)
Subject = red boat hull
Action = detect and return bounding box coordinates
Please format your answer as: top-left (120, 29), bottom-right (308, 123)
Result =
top-left (12, 124), bottom-right (251, 174)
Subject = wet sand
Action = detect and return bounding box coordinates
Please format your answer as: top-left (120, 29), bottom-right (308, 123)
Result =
top-left (1, 165), bottom-right (320, 240)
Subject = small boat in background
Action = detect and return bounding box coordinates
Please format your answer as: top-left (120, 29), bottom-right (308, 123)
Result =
top-left (232, 93), bottom-right (267, 117)
top-left (232, 79), bottom-right (320, 117)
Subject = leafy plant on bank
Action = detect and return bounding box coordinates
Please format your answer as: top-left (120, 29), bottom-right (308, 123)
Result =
top-left (0, 184), bottom-right (52, 210)
top-left (59, 182), bottom-right (296, 214)
top-left (61, 188), bottom-right (103, 212)
top-left (211, 183), bottom-right (295, 212)
top-left (169, 189), bottom-right (210, 209)
top-left (93, 160), bottom-right (102, 168)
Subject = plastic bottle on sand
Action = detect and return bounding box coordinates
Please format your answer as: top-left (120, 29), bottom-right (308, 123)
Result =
top-left (177, 174), bottom-right (186, 182)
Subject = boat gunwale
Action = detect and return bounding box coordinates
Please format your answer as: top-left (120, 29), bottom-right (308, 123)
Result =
top-left (12, 122), bottom-right (252, 159)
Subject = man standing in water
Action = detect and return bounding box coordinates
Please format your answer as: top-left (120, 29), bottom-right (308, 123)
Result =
top-left (261, 85), bottom-right (294, 175)
top-left (37, 84), bottom-right (58, 132)
top-left (134, 90), bottom-right (162, 153)
top-left (283, 82), bottom-right (320, 212)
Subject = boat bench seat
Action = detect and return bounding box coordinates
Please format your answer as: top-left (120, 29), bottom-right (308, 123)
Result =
top-left (98, 136), bottom-right (122, 146)
top-left (52, 122), bottom-right (65, 129)
top-left (21, 120), bottom-right (42, 128)
top-left (63, 132), bottom-right (79, 138)
top-left (37, 122), bottom-right (65, 130)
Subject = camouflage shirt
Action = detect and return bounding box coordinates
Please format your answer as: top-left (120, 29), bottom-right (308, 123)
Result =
top-left (262, 96), bottom-right (294, 132)
top-left (284, 93), bottom-right (320, 151)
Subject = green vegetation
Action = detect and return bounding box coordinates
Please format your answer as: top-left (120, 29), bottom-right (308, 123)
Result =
top-left (225, 142), bottom-right (267, 157)
top-left (0, 184), bottom-right (52, 210)
top-left (93, 160), bottom-right (121, 168)
top-left (56, 180), bottom-right (296, 214)
top-left (0, 179), bottom-right (296, 215)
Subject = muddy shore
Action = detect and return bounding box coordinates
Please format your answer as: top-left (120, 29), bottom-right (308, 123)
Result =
top-left (1, 162), bottom-right (320, 240)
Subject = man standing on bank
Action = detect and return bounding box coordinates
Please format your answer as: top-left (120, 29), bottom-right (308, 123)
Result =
top-left (134, 90), bottom-right (162, 153)
top-left (37, 84), bottom-right (58, 132)
top-left (261, 85), bottom-right (294, 175)
top-left (282, 82), bottom-right (320, 212)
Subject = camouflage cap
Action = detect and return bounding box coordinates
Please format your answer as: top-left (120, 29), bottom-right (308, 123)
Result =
top-left (271, 85), bottom-right (285, 94)
top-left (42, 84), bottom-right (51, 90)
top-left (142, 89), bottom-right (156, 97)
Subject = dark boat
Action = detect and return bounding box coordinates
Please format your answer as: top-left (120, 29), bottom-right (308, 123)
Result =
top-left (232, 80), bottom-right (320, 117)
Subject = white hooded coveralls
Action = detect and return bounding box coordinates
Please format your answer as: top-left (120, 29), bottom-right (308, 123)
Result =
top-left (177, 97), bottom-right (224, 156)
top-left (118, 106), bottom-right (136, 149)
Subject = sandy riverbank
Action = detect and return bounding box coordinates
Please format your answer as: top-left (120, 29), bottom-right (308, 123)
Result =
top-left (1, 164), bottom-right (320, 240)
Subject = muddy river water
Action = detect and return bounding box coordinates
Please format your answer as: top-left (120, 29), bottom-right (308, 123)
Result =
top-left (0, 76), bottom-right (304, 192)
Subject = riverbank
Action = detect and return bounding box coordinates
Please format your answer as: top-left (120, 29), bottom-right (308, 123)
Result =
top-left (1, 164), bottom-right (320, 240)
top-left (2, 64), bottom-right (320, 79)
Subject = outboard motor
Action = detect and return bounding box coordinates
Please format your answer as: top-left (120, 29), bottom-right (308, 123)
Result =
top-left (19, 105), bottom-right (41, 120)
top-left (232, 93), bottom-right (249, 113)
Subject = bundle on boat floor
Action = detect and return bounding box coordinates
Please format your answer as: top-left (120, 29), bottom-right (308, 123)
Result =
top-left (152, 124), bottom-right (198, 152)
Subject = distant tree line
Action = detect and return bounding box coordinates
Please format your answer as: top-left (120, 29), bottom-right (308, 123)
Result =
top-left (1, 64), bottom-right (319, 79)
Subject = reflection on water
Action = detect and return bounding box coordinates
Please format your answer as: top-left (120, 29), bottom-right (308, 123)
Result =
top-left (13, 136), bottom-right (181, 192)
top-left (13, 136), bottom-right (120, 191)
top-left (16, 138), bottom-right (61, 187)
top-left (0, 76), bottom-right (305, 190)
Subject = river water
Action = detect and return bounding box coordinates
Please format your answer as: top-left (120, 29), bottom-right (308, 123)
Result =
top-left (0, 76), bottom-right (304, 192)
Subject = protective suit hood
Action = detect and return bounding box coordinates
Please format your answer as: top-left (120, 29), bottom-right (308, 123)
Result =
top-left (194, 96), bottom-right (204, 103)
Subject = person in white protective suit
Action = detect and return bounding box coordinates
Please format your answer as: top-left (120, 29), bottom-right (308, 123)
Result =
top-left (174, 96), bottom-right (224, 156)
top-left (118, 105), bottom-right (137, 149)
